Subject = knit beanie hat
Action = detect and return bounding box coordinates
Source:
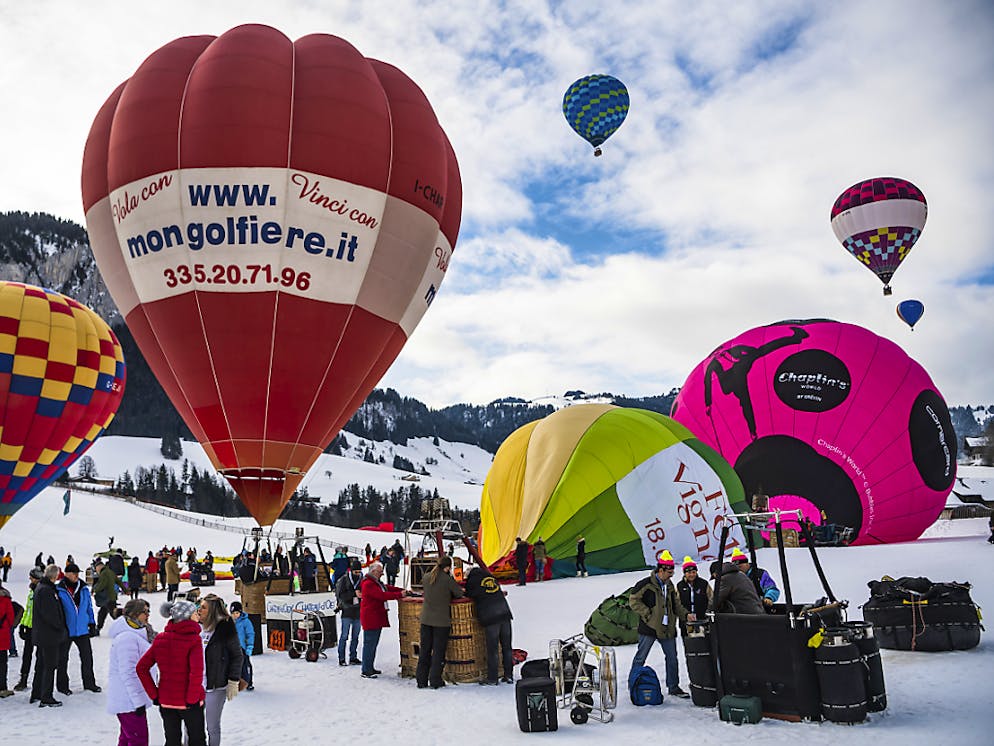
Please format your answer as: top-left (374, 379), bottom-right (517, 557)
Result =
top-left (160, 599), bottom-right (197, 622)
top-left (229, 601), bottom-right (243, 614)
top-left (681, 556), bottom-right (697, 571)
top-left (655, 549), bottom-right (675, 568)
top-left (730, 548), bottom-right (748, 564)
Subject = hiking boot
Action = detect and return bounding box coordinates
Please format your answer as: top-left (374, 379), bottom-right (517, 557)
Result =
top-left (339, 660), bottom-right (348, 667)
top-left (57, 688), bottom-right (72, 696)
top-left (430, 681), bottom-right (446, 689)
top-left (348, 658), bottom-right (361, 665)
top-left (582, 572), bottom-right (588, 577)
top-left (478, 679), bottom-right (498, 686)
top-left (668, 686), bottom-right (690, 699)
top-left (84, 685), bottom-right (102, 693)
top-left (500, 676), bottom-right (514, 684)
top-left (13, 679), bottom-right (28, 692)
top-left (360, 672), bottom-right (378, 679)
top-left (39, 699), bottom-right (63, 707)
top-left (9, 650), bottom-right (17, 658)
top-left (0, 690), bottom-right (14, 698)
top-left (372, 668), bottom-right (382, 675)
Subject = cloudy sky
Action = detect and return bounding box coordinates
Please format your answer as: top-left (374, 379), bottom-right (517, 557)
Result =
top-left (1, 1), bottom-right (992, 407)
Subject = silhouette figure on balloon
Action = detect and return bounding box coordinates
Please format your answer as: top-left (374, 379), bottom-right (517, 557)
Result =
top-left (703, 326), bottom-right (809, 440)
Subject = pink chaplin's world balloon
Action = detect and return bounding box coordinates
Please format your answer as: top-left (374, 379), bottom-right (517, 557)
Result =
top-left (670, 320), bottom-right (957, 545)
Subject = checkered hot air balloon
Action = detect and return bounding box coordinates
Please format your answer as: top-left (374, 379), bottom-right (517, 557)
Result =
top-left (830, 177), bottom-right (927, 295)
top-left (0, 282), bottom-right (125, 530)
top-left (562, 74), bottom-right (630, 156)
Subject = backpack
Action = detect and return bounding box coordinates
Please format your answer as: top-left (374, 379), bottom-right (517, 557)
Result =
top-left (584, 585), bottom-right (640, 646)
top-left (629, 665), bottom-right (663, 706)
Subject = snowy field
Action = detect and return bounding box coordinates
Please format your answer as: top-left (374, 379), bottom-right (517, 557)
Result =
top-left (1, 485), bottom-right (991, 745)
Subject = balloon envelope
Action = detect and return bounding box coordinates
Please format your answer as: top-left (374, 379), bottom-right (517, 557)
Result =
top-left (82, 25), bottom-right (461, 525)
top-left (830, 176), bottom-right (926, 295)
top-left (479, 405), bottom-right (747, 576)
top-left (562, 74), bottom-right (630, 154)
top-left (671, 320), bottom-right (956, 545)
top-left (0, 282), bottom-right (125, 530)
top-left (897, 299), bottom-right (925, 330)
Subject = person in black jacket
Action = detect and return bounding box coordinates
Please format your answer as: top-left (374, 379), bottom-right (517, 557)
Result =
top-left (335, 558), bottom-right (363, 666)
top-left (30, 565), bottom-right (68, 707)
top-left (514, 538), bottom-right (529, 586)
top-left (127, 557), bottom-right (143, 600)
top-left (272, 546), bottom-right (290, 577)
top-left (197, 594), bottom-right (242, 746)
top-left (676, 556), bottom-right (712, 635)
top-left (463, 566), bottom-right (514, 685)
top-left (708, 561), bottom-right (764, 615)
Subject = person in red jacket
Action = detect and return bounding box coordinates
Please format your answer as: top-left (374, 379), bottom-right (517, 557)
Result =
top-left (1, 581), bottom-right (15, 697)
top-left (145, 553), bottom-right (160, 593)
top-left (137, 599), bottom-right (206, 746)
top-left (359, 562), bottom-right (407, 679)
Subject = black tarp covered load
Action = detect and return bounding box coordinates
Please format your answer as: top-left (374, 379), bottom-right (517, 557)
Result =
top-left (862, 576), bottom-right (982, 651)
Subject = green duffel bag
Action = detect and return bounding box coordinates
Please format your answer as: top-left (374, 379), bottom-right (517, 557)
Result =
top-left (719, 694), bottom-right (763, 725)
top-left (584, 586), bottom-right (640, 646)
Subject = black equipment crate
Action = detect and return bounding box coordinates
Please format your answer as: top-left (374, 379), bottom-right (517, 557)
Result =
top-left (516, 677), bottom-right (558, 733)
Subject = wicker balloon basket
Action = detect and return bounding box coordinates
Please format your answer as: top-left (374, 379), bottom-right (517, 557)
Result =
top-left (240, 581), bottom-right (267, 621)
top-left (399, 597), bottom-right (487, 683)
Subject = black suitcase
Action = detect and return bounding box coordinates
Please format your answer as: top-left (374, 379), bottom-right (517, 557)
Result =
top-left (520, 658), bottom-right (551, 679)
top-left (515, 677), bottom-right (558, 733)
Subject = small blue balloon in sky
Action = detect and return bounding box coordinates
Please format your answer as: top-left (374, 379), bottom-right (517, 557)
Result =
top-left (562, 74), bottom-right (630, 157)
top-left (897, 299), bottom-right (925, 330)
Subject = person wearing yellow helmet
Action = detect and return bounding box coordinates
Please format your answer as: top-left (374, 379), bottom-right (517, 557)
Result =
top-left (676, 556), bottom-right (712, 636)
top-left (628, 550), bottom-right (694, 698)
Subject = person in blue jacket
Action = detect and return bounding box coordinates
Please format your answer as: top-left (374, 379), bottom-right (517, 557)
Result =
top-left (55, 563), bottom-right (100, 694)
top-left (729, 549), bottom-right (780, 610)
top-left (330, 547), bottom-right (349, 586)
top-left (229, 601), bottom-right (254, 691)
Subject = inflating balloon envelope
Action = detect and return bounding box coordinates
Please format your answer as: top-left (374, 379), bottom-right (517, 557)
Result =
top-left (82, 25), bottom-right (462, 525)
top-left (479, 405), bottom-right (748, 576)
top-left (671, 320), bottom-right (957, 545)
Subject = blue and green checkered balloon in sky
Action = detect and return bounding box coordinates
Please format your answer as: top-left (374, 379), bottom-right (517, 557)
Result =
top-left (562, 74), bottom-right (630, 154)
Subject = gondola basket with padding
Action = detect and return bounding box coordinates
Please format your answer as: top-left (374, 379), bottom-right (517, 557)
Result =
top-left (862, 576), bottom-right (983, 652)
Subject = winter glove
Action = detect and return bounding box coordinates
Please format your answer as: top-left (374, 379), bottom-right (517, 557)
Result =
top-left (88, 623), bottom-right (98, 637)
top-left (19, 625), bottom-right (30, 641)
top-left (225, 680), bottom-right (239, 702)
top-left (134, 706), bottom-right (146, 715)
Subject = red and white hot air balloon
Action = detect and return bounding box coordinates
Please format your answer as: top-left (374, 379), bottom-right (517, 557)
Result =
top-left (82, 25), bottom-right (461, 525)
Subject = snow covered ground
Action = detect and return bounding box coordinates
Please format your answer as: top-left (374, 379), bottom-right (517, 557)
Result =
top-left (1, 478), bottom-right (991, 745)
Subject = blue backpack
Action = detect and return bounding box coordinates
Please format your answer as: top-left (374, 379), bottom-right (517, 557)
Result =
top-left (629, 665), bottom-right (664, 706)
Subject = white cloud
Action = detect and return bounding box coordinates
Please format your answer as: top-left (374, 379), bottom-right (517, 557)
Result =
top-left (1, 0), bottom-right (992, 408)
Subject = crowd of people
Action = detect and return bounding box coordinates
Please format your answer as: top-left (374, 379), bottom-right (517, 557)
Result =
top-left (0, 531), bottom-right (787, 741)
